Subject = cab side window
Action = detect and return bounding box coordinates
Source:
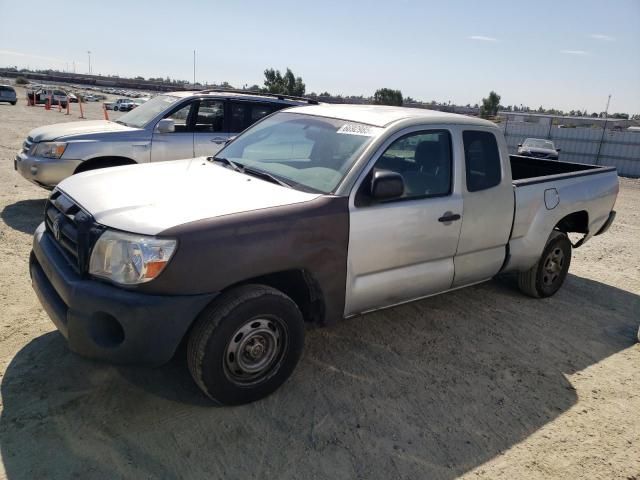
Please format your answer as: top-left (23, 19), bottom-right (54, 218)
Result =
top-left (229, 102), bottom-right (274, 133)
top-left (164, 102), bottom-right (194, 133)
top-left (194, 99), bottom-right (224, 132)
top-left (463, 131), bottom-right (501, 192)
top-left (364, 130), bottom-right (452, 201)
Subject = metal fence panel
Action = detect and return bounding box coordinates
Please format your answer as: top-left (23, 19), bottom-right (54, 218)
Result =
top-left (498, 122), bottom-right (640, 177)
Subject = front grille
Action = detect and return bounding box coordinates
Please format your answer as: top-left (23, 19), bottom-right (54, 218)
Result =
top-left (45, 191), bottom-right (100, 273)
top-left (530, 151), bottom-right (549, 158)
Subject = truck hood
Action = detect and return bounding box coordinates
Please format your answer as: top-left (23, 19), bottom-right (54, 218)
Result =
top-left (57, 158), bottom-right (322, 235)
top-left (28, 120), bottom-right (136, 142)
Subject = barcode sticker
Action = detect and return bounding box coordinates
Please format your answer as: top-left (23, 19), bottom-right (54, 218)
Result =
top-left (337, 123), bottom-right (381, 137)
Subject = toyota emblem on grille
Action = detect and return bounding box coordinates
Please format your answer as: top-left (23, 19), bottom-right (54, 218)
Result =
top-left (52, 215), bottom-right (62, 241)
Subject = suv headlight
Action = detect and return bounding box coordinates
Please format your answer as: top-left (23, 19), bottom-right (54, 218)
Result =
top-left (33, 142), bottom-right (67, 159)
top-left (89, 230), bottom-right (177, 285)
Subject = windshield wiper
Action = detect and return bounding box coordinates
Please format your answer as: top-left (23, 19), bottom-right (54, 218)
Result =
top-left (208, 156), bottom-right (243, 172)
top-left (242, 166), bottom-right (292, 188)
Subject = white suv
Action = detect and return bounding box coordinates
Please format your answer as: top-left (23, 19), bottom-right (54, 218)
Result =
top-left (16, 90), bottom-right (317, 189)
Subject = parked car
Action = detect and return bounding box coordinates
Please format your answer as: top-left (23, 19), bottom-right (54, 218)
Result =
top-left (112, 98), bottom-right (136, 111)
top-left (26, 88), bottom-right (68, 108)
top-left (67, 93), bottom-right (78, 103)
top-left (29, 104), bottom-right (619, 404)
top-left (518, 138), bottom-right (560, 160)
top-left (82, 94), bottom-right (99, 102)
top-left (0, 85), bottom-right (17, 105)
top-left (15, 90), bottom-right (317, 189)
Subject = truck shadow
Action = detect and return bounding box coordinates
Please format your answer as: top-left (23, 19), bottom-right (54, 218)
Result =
top-left (0, 274), bottom-right (637, 479)
top-left (1, 199), bottom-right (46, 234)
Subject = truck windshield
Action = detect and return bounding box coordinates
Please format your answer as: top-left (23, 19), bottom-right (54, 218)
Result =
top-left (117, 95), bottom-right (181, 128)
top-left (217, 112), bottom-right (380, 193)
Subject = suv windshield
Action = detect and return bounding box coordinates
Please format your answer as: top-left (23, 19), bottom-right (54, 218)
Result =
top-left (524, 139), bottom-right (555, 149)
top-left (117, 95), bottom-right (181, 128)
top-left (217, 112), bottom-right (380, 193)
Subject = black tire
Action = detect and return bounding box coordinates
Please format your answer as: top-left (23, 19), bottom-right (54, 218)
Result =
top-left (10, 101), bottom-right (16, 106)
top-left (187, 284), bottom-right (305, 405)
top-left (518, 231), bottom-right (572, 298)
top-left (113, 105), bottom-right (119, 111)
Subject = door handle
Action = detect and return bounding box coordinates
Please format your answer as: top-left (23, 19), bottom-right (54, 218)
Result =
top-left (438, 212), bottom-right (461, 223)
top-left (210, 137), bottom-right (227, 144)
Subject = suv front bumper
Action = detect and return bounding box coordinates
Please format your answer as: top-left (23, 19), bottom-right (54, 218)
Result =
top-left (30, 223), bottom-right (217, 365)
top-left (15, 151), bottom-right (82, 189)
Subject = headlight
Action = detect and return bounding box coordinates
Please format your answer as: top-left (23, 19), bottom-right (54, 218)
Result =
top-left (89, 230), bottom-right (177, 285)
top-left (33, 142), bottom-right (67, 159)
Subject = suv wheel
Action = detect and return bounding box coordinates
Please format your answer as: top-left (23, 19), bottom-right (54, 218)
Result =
top-left (518, 231), bottom-right (572, 298)
top-left (187, 285), bottom-right (305, 405)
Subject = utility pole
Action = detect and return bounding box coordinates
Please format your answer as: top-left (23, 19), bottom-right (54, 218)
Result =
top-left (595, 94), bottom-right (611, 165)
top-left (87, 51), bottom-right (92, 74)
top-left (193, 50), bottom-right (196, 88)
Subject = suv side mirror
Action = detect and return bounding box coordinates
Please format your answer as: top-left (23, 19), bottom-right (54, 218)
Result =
top-left (156, 119), bottom-right (175, 134)
top-left (370, 170), bottom-right (404, 200)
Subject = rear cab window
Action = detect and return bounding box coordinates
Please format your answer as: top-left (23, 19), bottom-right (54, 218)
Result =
top-left (462, 130), bottom-right (502, 191)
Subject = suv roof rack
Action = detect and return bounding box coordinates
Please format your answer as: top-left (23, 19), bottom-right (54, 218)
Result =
top-left (196, 88), bottom-right (319, 105)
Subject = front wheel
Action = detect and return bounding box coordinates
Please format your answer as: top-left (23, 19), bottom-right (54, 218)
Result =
top-left (518, 231), bottom-right (572, 298)
top-left (187, 285), bottom-right (305, 405)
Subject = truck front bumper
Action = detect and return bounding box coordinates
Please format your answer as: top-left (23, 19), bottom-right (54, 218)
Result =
top-left (15, 151), bottom-right (82, 189)
top-left (30, 223), bottom-right (217, 366)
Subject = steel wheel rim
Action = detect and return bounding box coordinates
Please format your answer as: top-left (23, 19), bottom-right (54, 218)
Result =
top-left (542, 247), bottom-right (565, 287)
top-left (224, 317), bottom-right (287, 386)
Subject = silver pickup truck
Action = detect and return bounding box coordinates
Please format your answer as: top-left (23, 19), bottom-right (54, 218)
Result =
top-left (29, 104), bottom-right (618, 405)
top-left (15, 90), bottom-right (314, 189)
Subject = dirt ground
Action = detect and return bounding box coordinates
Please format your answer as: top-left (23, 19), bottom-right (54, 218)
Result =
top-left (0, 88), bottom-right (638, 480)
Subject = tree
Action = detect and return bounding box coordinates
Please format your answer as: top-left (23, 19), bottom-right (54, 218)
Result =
top-left (373, 88), bottom-right (403, 106)
top-left (15, 76), bottom-right (28, 85)
top-left (263, 67), bottom-right (305, 96)
top-left (480, 91), bottom-right (501, 118)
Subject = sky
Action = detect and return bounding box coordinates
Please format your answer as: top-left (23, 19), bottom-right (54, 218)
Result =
top-left (1, 0), bottom-right (639, 114)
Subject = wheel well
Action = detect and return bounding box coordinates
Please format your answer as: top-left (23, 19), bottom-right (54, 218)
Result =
top-left (229, 270), bottom-right (326, 325)
top-left (74, 156), bottom-right (136, 174)
top-left (555, 210), bottom-right (589, 234)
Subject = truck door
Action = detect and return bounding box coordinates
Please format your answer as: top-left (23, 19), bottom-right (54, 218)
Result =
top-left (150, 100), bottom-right (195, 162)
top-left (345, 128), bottom-right (463, 316)
top-left (452, 129), bottom-right (514, 287)
top-left (193, 99), bottom-right (228, 157)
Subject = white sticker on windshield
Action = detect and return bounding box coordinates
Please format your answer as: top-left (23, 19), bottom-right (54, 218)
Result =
top-left (337, 123), bottom-right (381, 137)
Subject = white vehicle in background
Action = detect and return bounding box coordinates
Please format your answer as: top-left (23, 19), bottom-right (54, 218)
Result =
top-left (517, 138), bottom-right (561, 160)
top-left (15, 89), bottom-right (316, 188)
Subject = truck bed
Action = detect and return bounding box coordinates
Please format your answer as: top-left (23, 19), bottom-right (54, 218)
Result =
top-left (510, 155), bottom-right (616, 186)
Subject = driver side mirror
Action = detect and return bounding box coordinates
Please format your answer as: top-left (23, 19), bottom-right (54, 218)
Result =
top-left (155, 118), bottom-right (175, 134)
top-left (370, 170), bottom-right (404, 200)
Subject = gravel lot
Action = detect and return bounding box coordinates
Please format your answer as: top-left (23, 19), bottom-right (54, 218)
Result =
top-left (0, 88), bottom-right (638, 480)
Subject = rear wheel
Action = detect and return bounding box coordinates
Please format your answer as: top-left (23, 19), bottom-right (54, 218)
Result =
top-left (113, 105), bottom-right (119, 111)
top-left (518, 231), bottom-right (572, 298)
top-left (187, 285), bottom-right (305, 405)
top-left (10, 101), bottom-right (16, 106)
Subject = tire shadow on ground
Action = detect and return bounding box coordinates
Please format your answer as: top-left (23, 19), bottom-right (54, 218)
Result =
top-left (0, 274), bottom-right (637, 479)
top-left (1, 198), bottom-right (46, 234)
